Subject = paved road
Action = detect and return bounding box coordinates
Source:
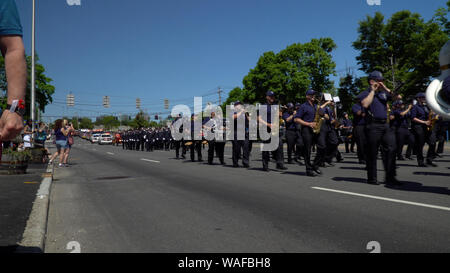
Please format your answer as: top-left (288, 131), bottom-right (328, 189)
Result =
top-left (0, 163), bottom-right (46, 252)
top-left (45, 140), bottom-right (450, 253)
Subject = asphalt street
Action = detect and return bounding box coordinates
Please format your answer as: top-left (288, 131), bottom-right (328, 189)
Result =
top-left (0, 163), bottom-right (46, 252)
top-left (45, 139), bottom-right (450, 253)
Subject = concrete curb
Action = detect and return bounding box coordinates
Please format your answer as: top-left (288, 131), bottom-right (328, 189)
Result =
top-left (17, 164), bottom-right (54, 253)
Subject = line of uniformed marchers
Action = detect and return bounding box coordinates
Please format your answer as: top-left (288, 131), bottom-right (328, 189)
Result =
top-left (115, 70), bottom-right (449, 187)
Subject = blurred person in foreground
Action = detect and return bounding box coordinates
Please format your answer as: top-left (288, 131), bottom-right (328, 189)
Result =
top-left (0, 0), bottom-right (27, 142)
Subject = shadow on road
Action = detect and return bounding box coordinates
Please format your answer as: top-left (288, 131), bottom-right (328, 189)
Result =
top-left (281, 171), bottom-right (308, 176)
top-left (332, 177), bottom-right (367, 184)
top-left (385, 181), bottom-right (450, 196)
top-left (340, 166), bottom-right (366, 171)
top-left (413, 172), bottom-right (450, 177)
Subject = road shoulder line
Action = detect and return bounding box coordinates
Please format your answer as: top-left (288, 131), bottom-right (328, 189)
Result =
top-left (18, 164), bottom-right (54, 252)
top-left (312, 186), bottom-right (450, 212)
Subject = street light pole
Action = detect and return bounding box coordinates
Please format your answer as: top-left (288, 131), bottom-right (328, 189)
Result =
top-left (31, 0), bottom-right (36, 133)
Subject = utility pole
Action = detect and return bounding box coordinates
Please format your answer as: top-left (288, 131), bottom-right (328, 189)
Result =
top-left (31, 0), bottom-right (36, 133)
top-left (390, 55), bottom-right (396, 90)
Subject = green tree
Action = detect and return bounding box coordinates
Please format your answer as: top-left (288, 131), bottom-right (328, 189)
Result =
top-left (129, 111), bottom-right (149, 129)
top-left (0, 54), bottom-right (55, 119)
top-left (79, 117), bottom-right (94, 129)
top-left (224, 38), bottom-right (337, 106)
top-left (95, 115), bottom-right (120, 130)
top-left (70, 117), bottom-right (79, 130)
top-left (432, 0), bottom-right (450, 35)
top-left (337, 74), bottom-right (359, 117)
top-left (353, 10), bottom-right (448, 97)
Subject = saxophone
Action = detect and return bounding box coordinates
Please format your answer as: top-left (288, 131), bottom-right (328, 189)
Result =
top-left (313, 98), bottom-right (325, 134)
top-left (427, 110), bottom-right (439, 132)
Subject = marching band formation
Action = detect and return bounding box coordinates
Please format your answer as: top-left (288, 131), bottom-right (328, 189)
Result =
top-left (116, 70), bottom-right (450, 186)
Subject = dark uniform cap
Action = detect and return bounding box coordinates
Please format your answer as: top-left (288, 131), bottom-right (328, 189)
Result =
top-left (234, 101), bottom-right (242, 106)
top-left (266, 90), bottom-right (275, 97)
top-left (287, 103), bottom-right (294, 108)
top-left (295, 102), bottom-right (301, 108)
top-left (368, 71), bottom-right (384, 81)
top-left (415, 92), bottom-right (426, 98)
top-left (306, 89), bottom-right (316, 96)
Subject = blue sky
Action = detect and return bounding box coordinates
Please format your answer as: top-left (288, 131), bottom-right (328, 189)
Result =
top-left (14, 0), bottom-right (447, 121)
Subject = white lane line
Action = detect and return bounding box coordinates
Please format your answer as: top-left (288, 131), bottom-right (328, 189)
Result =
top-left (141, 158), bottom-right (160, 163)
top-left (107, 152), bottom-right (114, 155)
top-left (312, 187), bottom-right (450, 212)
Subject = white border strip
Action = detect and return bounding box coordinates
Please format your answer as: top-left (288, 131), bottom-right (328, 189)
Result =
top-left (20, 164), bottom-right (54, 252)
top-left (312, 187), bottom-right (450, 212)
top-left (141, 158), bottom-right (160, 163)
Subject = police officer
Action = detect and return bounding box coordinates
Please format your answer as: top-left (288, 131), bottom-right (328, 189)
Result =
top-left (435, 119), bottom-right (448, 156)
top-left (352, 99), bottom-right (367, 164)
top-left (390, 100), bottom-right (413, 160)
top-left (294, 89), bottom-right (322, 177)
top-left (340, 112), bottom-right (354, 153)
top-left (189, 114), bottom-right (202, 162)
top-left (232, 101), bottom-right (250, 168)
top-left (258, 91), bottom-right (287, 171)
top-left (294, 103), bottom-right (304, 163)
top-left (410, 92), bottom-right (437, 167)
top-left (204, 112), bottom-right (225, 165)
top-left (283, 103), bottom-right (300, 164)
top-left (358, 71), bottom-right (400, 185)
top-left (172, 115), bottom-right (186, 159)
top-left (321, 99), bottom-right (341, 166)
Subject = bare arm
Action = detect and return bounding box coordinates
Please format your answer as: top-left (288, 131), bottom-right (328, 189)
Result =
top-left (0, 35), bottom-right (26, 140)
top-left (400, 105), bottom-right (412, 117)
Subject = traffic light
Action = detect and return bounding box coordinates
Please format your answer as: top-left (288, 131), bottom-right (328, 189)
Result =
top-left (103, 96), bottom-right (110, 108)
top-left (136, 98), bottom-right (141, 109)
top-left (66, 94), bottom-right (75, 107)
top-left (155, 115), bottom-right (159, 120)
top-left (164, 99), bottom-right (169, 110)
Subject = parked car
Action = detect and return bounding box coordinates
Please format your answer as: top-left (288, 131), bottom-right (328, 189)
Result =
top-left (90, 133), bottom-right (101, 143)
top-left (98, 133), bottom-right (113, 145)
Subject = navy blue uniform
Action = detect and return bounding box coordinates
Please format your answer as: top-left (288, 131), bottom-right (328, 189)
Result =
top-left (283, 110), bottom-right (303, 163)
top-left (410, 103), bottom-right (436, 165)
top-left (358, 88), bottom-right (396, 184)
top-left (295, 101), bottom-right (322, 174)
top-left (352, 102), bottom-right (367, 163)
top-left (260, 103), bottom-right (285, 170)
top-left (232, 109), bottom-right (250, 167)
top-left (391, 108), bottom-right (413, 160)
top-left (341, 118), bottom-right (354, 153)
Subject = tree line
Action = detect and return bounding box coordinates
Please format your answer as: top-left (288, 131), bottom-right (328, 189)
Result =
top-left (224, 2), bottom-right (450, 118)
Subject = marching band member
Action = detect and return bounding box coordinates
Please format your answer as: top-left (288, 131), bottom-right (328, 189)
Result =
top-left (410, 92), bottom-right (438, 167)
top-left (258, 91), bottom-right (287, 171)
top-left (358, 71), bottom-right (400, 186)
top-left (294, 89), bottom-right (323, 177)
